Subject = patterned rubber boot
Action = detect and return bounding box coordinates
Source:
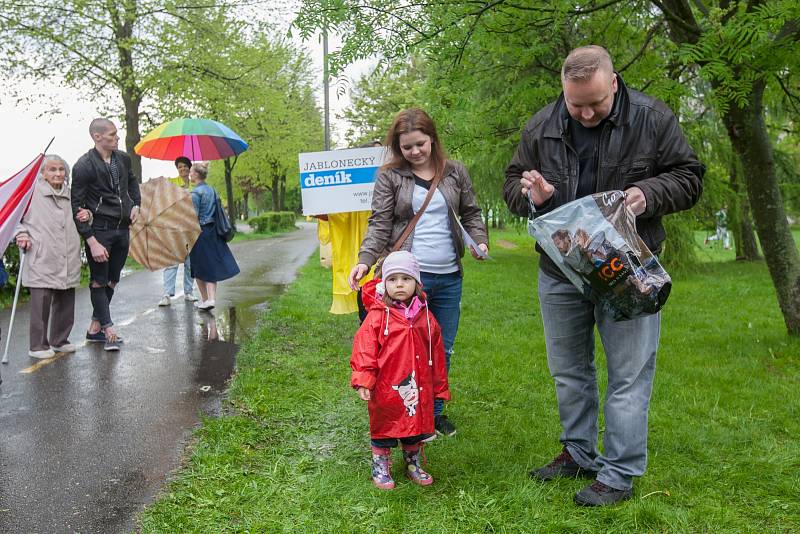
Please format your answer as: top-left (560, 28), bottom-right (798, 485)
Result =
top-left (402, 444), bottom-right (434, 486)
top-left (371, 447), bottom-right (395, 490)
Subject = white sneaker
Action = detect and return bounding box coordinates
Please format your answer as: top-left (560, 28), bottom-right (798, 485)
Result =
top-left (29, 349), bottom-right (56, 359)
top-left (158, 295), bottom-right (172, 306)
top-left (53, 343), bottom-right (76, 353)
top-left (199, 299), bottom-right (215, 310)
top-left (184, 294), bottom-right (198, 302)
top-left (193, 300), bottom-right (205, 309)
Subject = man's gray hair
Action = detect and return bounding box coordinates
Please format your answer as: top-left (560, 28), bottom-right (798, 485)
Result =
top-left (40, 154), bottom-right (71, 181)
top-left (561, 45), bottom-right (615, 82)
top-left (89, 118), bottom-right (115, 137)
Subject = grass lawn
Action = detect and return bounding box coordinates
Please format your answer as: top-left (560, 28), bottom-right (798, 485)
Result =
top-left (138, 227), bottom-right (800, 532)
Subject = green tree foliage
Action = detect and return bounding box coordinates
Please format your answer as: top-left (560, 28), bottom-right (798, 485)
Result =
top-left (341, 58), bottom-right (427, 146)
top-left (296, 0), bottom-right (800, 334)
top-left (298, 1), bottom-right (684, 219)
top-left (659, 0), bottom-right (800, 333)
top-left (153, 15), bottom-right (323, 216)
top-left (0, 0), bottom-right (233, 180)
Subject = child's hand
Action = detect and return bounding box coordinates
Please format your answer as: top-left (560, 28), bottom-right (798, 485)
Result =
top-left (357, 387), bottom-right (371, 401)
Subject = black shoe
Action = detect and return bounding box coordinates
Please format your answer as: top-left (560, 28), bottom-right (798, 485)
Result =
top-left (574, 480), bottom-right (632, 506)
top-left (104, 338), bottom-right (121, 351)
top-left (87, 331), bottom-right (124, 343)
top-left (434, 415), bottom-right (457, 437)
top-left (529, 448), bottom-right (598, 481)
top-left (86, 331), bottom-right (105, 343)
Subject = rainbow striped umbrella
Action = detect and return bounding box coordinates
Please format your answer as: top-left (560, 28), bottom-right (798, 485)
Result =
top-left (135, 118), bottom-right (248, 161)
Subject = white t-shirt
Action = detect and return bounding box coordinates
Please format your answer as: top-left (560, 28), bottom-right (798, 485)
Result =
top-left (411, 178), bottom-right (458, 274)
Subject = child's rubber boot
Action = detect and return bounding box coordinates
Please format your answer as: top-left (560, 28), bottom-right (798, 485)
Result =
top-left (402, 444), bottom-right (433, 486)
top-left (371, 447), bottom-right (395, 490)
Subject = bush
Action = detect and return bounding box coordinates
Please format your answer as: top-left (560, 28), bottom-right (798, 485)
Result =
top-left (280, 212), bottom-right (295, 228)
top-left (247, 212), bottom-right (297, 233)
top-left (660, 211), bottom-right (699, 272)
top-left (0, 246), bottom-right (24, 306)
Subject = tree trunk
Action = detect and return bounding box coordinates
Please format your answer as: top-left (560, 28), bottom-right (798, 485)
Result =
top-left (224, 158), bottom-right (237, 225)
top-left (736, 199), bottom-right (761, 261)
top-left (738, 199), bottom-right (762, 261)
top-left (243, 192), bottom-right (249, 219)
top-left (114, 3), bottom-right (142, 181)
top-left (723, 80), bottom-right (800, 334)
top-left (654, 0), bottom-right (798, 331)
top-left (729, 161), bottom-right (761, 260)
top-left (122, 92), bottom-right (142, 181)
top-left (271, 175), bottom-right (279, 211)
top-left (279, 175), bottom-right (286, 211)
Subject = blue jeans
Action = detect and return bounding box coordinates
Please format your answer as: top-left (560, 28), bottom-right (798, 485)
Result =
top-left (163, 257), bottom-right (194, 296)
top-left (420, 271), bottom-right (462, 417)
top-left (538, 270), bottom-right (660, 490)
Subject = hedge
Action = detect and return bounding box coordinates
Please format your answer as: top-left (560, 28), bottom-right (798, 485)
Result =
top-left (247, 212), bottom-right (297, 233)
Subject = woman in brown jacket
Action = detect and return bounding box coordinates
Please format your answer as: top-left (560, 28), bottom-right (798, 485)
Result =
top-left (15, 155), bottom-right (90, 359)
top-left (348, 108), bottom-right (489, 437)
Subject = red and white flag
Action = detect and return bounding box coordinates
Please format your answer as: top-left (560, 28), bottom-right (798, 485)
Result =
top-left (0, 154), bottom-right (45, 258)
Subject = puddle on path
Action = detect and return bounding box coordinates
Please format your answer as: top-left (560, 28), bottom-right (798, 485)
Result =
top-left (188, 283), bottom-right (287, 416)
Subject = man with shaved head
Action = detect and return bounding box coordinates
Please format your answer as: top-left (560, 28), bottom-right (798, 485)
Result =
top-left (72, 118), bottom-right (141, 351)
top-left (504, 46), bottom-right (703, 506)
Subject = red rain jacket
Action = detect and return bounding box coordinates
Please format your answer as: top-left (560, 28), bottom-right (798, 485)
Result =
top-left (351, 279), bottom-right (450, 439)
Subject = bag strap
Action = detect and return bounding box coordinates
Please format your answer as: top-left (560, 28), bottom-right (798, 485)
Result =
top-left (212, 188), bottom-right (225, 215)
top-left (391, 172), bottom-right (443, 252)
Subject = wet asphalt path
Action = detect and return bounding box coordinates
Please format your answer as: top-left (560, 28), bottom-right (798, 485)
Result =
top-left (0, 222), bottom-right (318, 533)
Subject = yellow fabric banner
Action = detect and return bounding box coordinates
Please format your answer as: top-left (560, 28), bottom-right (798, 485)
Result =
top-left (317, 219), bottom-right (332, 268)
top-left (327, 211), bottom-right (372, 314)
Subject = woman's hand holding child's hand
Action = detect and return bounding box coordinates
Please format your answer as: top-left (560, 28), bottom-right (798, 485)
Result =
top-left (348, 264), bottom-right (370, 291)
top-left (357, 387), bottom-right (371, 401)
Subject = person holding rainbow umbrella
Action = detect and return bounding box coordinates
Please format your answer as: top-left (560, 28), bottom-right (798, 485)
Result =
top-left (134, 118), bottom-right (248, 310)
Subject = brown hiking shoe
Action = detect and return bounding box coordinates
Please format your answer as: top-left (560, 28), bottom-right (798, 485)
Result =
top-left (529, 448), bottom-right (598, 481)
top-left (574, 480), bottom-right (632, 506)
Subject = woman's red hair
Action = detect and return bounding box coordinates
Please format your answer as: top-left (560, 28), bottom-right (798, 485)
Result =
top-left (382, 108), bottom-right (447, 181)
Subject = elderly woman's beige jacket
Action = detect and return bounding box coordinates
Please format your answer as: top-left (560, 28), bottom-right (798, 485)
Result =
top-left (16, 178), bottom-right (82, 289)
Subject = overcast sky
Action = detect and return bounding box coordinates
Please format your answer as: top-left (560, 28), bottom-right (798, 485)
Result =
top-left (0, 23), bottom-right (373, 180)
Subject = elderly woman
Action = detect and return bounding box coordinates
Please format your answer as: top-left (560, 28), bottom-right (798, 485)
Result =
top-left (15, 155), bottom-right (91, 359)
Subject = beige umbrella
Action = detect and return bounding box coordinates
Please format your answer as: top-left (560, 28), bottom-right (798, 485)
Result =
top-left (129, 178), bottom-right (201, 271)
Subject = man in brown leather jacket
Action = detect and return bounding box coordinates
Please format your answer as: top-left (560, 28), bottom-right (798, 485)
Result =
top-left (504, 46), bottom-right (703, 506)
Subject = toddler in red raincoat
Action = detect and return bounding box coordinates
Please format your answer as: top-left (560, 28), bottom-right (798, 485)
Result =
top-left (350, 251), bottom-right (450, 490)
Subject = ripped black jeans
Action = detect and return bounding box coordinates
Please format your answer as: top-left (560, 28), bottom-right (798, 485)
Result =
top-left (85, 226), bottom-right (129, 328)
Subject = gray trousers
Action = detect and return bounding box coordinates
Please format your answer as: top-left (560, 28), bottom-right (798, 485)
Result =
top-left (538, 270), bottom-right (660, 490)
top-left (29, 288), bottom-right (75, 351)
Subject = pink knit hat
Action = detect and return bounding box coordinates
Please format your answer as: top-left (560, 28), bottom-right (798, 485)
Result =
top-left (381, 251), bottom-right (421, 284)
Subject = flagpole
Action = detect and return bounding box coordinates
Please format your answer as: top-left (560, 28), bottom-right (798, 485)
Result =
top-left (2, 251), bottom-right (26, 364)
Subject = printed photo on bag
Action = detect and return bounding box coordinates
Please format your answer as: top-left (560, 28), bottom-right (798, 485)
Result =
top-left (529, 191), bottom-right (671, 321)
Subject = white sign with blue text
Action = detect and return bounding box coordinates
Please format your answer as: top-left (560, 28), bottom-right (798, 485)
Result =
top-left (299, 146), bottom-right (388, 215)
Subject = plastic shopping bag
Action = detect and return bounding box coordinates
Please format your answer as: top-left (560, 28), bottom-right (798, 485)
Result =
top-left (528, 191), bottom-right (671, 321)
